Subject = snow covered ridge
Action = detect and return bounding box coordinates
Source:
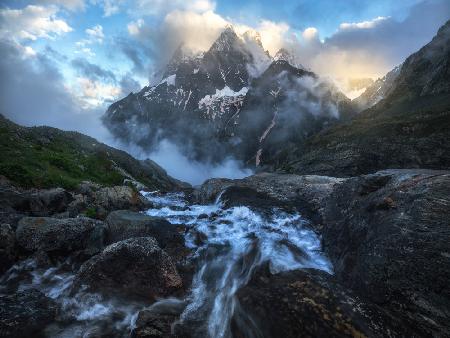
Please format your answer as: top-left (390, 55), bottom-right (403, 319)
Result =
top-left (198, 86), bottom-right (248, 109)
top-left (159, 74), bottom-right (176, 87)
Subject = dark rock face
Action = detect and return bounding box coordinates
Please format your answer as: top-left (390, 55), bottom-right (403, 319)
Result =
top-left (132, 310), bottom-right (181, 338)
top-left (104, 210), bottom-right (185, 257)
top-left (16, 216), bottom-right (104, 254)
top-left (322, 169), bottom-right (450, 336)
top-left (0, 177), bottom-right (73, 223)
top-left (0, 289), bottom-right (57, 338)
top-left (235, 60), bottom-right (353, 168)
top-left (0, 224), bottom-right (16, 274)
top-left (103, 27), bottom-right (351, 167)
top-left (73, 237), bottom-right (182, 300)
top-left (194, 172), bottom-right (344, 224)
top-left (352, 64), bottom-right (402, 111)
top-left (283, 21), bottom-right (450, 177)
top-left (234, 265), bottom-right (410, 338)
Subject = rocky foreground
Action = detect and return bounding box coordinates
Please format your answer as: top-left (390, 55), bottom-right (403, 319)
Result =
top-left (0, 168), bottom-right (449, 337)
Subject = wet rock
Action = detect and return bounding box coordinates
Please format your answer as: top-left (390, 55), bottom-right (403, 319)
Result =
top-left (16, 216), bottom-right (104, 254)
top-left (234, 265), bottom-right (410, 338)
top-left (0, 289), bottom-right (57, 337)
top-left (132, 311), bottom-right (179, 338)
top-left (0, 224), bottom-right (17, 274)
top-left (194, 173), bottom-right (345, 223)
top-left (73, 237), bottom-right (182, 300)
top-left (104, 210), bottom-right (184, 252)
top-left (93, 186), bottom-right (150, 214)
top-left (197, 213), bottom-right (208, 220)
top-left (0, 177), bottom-right (73, 221)
top-left (322, 169), bottom-right (450, 336)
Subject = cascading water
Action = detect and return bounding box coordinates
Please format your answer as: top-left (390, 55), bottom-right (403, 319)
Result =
top-left (143, 191), bottom-right (332, 337)
top-left (0, 190), bottom-right (332, 337)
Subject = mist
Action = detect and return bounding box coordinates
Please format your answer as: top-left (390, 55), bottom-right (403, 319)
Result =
top-left (111, 138), bottom-right (252, 186)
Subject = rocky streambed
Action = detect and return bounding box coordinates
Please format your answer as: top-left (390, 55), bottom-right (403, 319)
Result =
top-left (0, 169), bottom-right (449, 337)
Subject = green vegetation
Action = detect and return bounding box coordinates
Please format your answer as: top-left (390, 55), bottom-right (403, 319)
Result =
top-left (0, 115), bottom-right (177, 190)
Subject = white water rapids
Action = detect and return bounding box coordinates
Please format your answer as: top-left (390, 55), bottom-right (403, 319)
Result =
top-left (0, 190), bottom-right (332, 337)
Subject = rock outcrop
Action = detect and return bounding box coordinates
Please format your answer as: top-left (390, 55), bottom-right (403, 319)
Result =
top-left (234, 265), bottom-right (411, 338)
top-left (16, 216), bottom-right (104, 254)
top-left (321, 169), bottom-right (450, 336)
top-left (104, 210), bottom-right (185, 257)
top-left (73, 237), bottom-right (183, 300)
top-left (0, 289), bottom-right (57, 338)
top-left (0, 223), bottom-right (16, 274)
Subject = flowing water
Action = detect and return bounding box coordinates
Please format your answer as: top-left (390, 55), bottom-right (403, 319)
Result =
top-left (0, 190), bottom-right (332, 337)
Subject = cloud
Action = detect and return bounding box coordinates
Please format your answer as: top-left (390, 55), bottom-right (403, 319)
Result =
top-left (0, 5), bottom-right (72, 42)
top-left (0, 39), bottom-right (110, 141)
top-left (75, 77), bottom-right (122, 107)
top-left (71, 57), bottom-right (116, 81)
top-left (76, 24), bottom-right (105, 50)
top-left (36, 0), bottom-right (86, 11)
top-left (117, 138), bottom-right (251, 185)
top-left (86, 24), bottom-right (104, 42)
top-left (132, 0), bottom-right (216, 16)
top-left (291, 0), bottom-right (450, 96)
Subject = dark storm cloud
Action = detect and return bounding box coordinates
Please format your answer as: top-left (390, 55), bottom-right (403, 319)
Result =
top-left (71, 57), bottom-right (116, 82)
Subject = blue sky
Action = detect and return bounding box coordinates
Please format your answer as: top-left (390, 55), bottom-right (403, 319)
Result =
top-left (0, 0), bottom-right (449, 138)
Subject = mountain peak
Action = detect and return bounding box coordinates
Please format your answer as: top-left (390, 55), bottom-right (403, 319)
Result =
top-left (242, 30), bottom-right (263, 48)
top-left (274, 48), bottom-right (305, 70)
top-left (209, 26), bottom-right (241, 52)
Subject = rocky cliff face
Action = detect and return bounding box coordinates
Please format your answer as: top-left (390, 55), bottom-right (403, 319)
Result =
top-left (283, 20), bottom-right (450, 177)
top-left (103, 26), bottom-right (352, 166)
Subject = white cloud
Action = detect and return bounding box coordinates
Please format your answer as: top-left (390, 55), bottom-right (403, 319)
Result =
top-left (36, 0), bottom-right (86, 11)
top-left (86, 24), bottom-right (104, 42)
top-left (75, 77), bottom-right (121, 107)
top-left (255, 20), bottom-right (290, 55)
top-left (75, 24), bottom-right (104, 55)
top-left (340, 16), bottom-right (388, 30)
top-left (0, 5), bottom-right (72, 42)
top-left (127, 19), bottom-right (145, 36)
top-left (302, 27), bottom-right (319, 41)
top-left (133, 0), bottom-right (216, 16)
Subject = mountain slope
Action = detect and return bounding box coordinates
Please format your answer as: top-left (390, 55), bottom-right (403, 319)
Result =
top-left (282, 20), bottom-right (450, 176)
top-left (235, 60), bottom-right (354, 168)
top-left (352, 64), bottom-right (402, 111)
top-left (0, 115), bottom-right (185, 190)
top-left (103, 26), bottom-right (353, 166)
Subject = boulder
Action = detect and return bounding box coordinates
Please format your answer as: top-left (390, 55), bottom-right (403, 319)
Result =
top-left (194, 173), bottom-right (345, 223)
top-left (73, 237), bottom-right (182, 300)
top-left (322, 169), bottom-right (450, 336)
top-left (0, 176), bottom-right (73, 220)
top-left (0, 224), bottom-right (16, 274)
top-left (104, 210), bottom-right (184, 252)
top-left (234, 265), bottom-right (410, 338)
top-left (15, 216), bottom-right (104, 254)
top-left (94, 186), bottom-right (148, 210)
top-left (0, 289), bottom-right (57, 337)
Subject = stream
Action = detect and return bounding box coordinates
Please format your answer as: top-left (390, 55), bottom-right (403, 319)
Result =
top-left (0, 190), bottom-right (332, 337)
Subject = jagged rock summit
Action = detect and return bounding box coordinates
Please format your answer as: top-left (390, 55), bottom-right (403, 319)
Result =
top-left (103, 26), bottom-right (351, 167)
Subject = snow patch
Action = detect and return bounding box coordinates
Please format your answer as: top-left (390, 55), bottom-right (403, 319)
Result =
top-left (159, 74), bottom-right (176, 86)
top-left (198, 86), bottom-right (248, 109)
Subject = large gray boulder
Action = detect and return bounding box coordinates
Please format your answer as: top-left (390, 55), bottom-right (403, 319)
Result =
top-left (194, 173), bottom-right (345, 222)
top-left (0, 289), bottom-right (57, 337)
top-left (322, 169), bottom-right (450, 336)
top-left (0, 176), bottom-right (73, 221)
top-left (15, 216), bottom-right (104, 254)
top-left (104, 210), bottom-right (185, 256)
top-left (73, 237), bottom-right (182, 300)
